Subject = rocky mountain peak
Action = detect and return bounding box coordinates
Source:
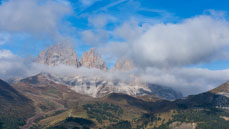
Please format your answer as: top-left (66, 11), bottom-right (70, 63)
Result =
top-left (37, 43), bottom-right (80, 67)
top-left (80, 48), bottom-right (108, 70)
top-left (210, 81), bottom-right (229, 97)
top-left (113, 59), bottom-right (135, 71)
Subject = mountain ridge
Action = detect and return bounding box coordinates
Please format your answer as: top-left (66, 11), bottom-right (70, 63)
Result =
top-left (42, 73), bottom-right (182, 100)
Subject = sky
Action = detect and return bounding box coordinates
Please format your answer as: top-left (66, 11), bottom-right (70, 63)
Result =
top-left (0, 0), bottom-right (229, 95)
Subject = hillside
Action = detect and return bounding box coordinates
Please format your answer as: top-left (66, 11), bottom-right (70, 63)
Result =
top-left (0, 79), bottom-right (35, 129)
top-left (12, 73), bottom-right (95, 129)
top-left (136, 82), bottom-right (229, 129)
top-left (10, 73), bottom-right (229, 129)
top-left (12, 74), bottom-right (162, 128)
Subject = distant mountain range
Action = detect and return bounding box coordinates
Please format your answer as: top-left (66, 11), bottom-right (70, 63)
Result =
top-left (36, 43), bottom-right (142, 71)
top-left (36, 43), bottom-right (183, 100)
top-left (1, 43), bottom-right (229, 129)
top-left (0, 71), bottom-right (229, 128)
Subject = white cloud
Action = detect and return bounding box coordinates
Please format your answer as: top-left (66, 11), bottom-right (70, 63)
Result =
top-left (0, 49), bottom-right (16, 58)
top-left (94, 12), bottom-right (229, 96)
top-left (80, 0), bottom-right (100, 6)
top-left (0, 50), bottom-right (34, 79)
top-left (0, 0), bottom-right (72, 40)
top-left (103, 14), bottom-right (229, 68)
top-left (88, 14), bottom-right (116, 28)
top-left (81, 29), bottom-right (109, 46)
top-left (137, 67), bottom-right (229, 96)
top-left (113, 21), bottom-right (147, 42)
top-left (80, 14), bottom-right (116, 46)
top-left (0, 49), bottom-right (228, 96)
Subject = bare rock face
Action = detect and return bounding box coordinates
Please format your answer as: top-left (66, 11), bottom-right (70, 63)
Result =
top-left (113, 59), bottom-right (135, 71)
top-left (80, 48), bottom-right (108, 70)
top-left (37, 43), bottom-right (80, 67)
top-left (43, 73), bottom-right (183, 100)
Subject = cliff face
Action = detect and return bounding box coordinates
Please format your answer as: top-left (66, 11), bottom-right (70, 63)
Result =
top-left (37, 43), bottom-right (80, 67)
top-left (80, 48), bottom-right (108, 70)
top-left (37, 44), bottom-right (107, 70)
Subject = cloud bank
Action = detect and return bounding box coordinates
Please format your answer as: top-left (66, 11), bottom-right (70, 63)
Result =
top-left (0, 50), bottom-right (35, 79)
top-left (0, 0), bottom-right (72, 41)
top-left (103, 14), bottom-right (229, 68)
top-left (136, 67), bottom-right (229, 95)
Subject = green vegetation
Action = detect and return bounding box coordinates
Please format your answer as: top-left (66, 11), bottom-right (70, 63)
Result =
top-left (106, 121), bottom-right (132, 129)
top-left (0, 105), bottom-right (34, 129)
top-left (134, 113), bottom-right (156, 129)
top-left (47, 117), bottom-right (95, 129)
top-left (83, 102), bottom-right (123, 123)
top-left (154, 108), bottom-right (229, 129)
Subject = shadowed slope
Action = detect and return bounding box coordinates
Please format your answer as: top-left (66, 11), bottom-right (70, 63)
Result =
top-left (0, 79), bottom-right (35, 129)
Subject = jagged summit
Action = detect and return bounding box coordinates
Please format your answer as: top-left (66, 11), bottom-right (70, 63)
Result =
top-left (37, 45), bottom-right (108, 71)
top-left (113, 59), bottom-right (135, 71)
top-left (80, 48), bottom-right (108, 70)
top-left (37, 43), bottom-right (81, 67)
top-left (35, 45), bottom-right (183, 100)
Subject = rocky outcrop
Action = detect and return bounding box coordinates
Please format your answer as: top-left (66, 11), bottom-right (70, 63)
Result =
top-left (113, 59), bottom-right (135, 71)
top-left (43, 73), bottom-right (183, 100)
top-left (80, 48), bottom-right (108, 70)
top-left (37, 45), bottom-right (107, 70)
top-left (37, 43), bottom-right (80, 67)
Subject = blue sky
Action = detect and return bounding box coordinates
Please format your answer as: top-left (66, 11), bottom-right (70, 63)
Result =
top-left (1, 0), bottom-right (229, 95)
top-left (0, 0), bottom-right (229, 70)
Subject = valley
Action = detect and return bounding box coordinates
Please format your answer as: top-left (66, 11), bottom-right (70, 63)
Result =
top-left (0, 0), bottom-right (228, 129)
